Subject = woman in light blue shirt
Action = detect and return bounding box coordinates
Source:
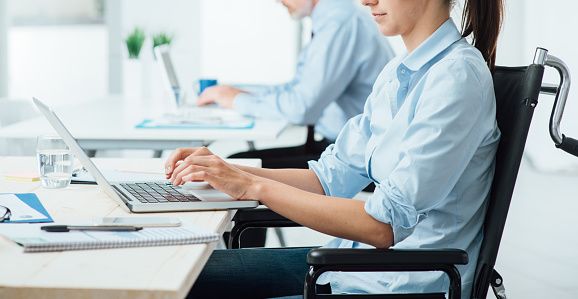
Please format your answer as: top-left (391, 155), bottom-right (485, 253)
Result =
top-left (168, 0), bottom-right (504, 297)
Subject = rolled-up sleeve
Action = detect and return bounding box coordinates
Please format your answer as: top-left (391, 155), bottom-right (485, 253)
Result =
top-left (364, 59), bottom-right (494, 244)
top-left (365, 182), bottom-right (426, 244)
top-left (308, 109), bottom-right (372, 198)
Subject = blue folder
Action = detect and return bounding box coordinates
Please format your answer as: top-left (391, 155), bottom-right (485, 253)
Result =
top-left (1, 193), bottom-right (53, 223)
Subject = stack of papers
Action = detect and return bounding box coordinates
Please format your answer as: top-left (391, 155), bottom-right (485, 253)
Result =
top-left (136, 107), bottom-right (254, 129)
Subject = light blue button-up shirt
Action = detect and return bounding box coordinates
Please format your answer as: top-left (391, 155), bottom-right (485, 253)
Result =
top-left (308, 19), bottom-right (500, 297)
top-left (233, 0), bottom-right (394, 141)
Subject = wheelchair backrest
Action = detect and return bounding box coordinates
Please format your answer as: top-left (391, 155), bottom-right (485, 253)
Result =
top-left (472, 65), bottom-right (545, 299)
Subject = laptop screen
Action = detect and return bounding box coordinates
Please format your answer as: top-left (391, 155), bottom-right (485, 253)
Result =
top-left (154, 45), bottom-right (181, 108)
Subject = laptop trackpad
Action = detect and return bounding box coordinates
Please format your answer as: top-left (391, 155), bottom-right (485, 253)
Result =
top-left (181, 188), bottom-right (234, 202)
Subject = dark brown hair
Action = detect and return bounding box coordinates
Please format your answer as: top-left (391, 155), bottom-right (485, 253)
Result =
top-left (460, 0), bottom-right (504, 70)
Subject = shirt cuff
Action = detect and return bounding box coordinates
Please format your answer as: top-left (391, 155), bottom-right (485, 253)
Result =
top-left (234, 84), bottom-right (271, 95)
top-left (233, 92), bottom-right (259, 117)
top-left (364, 181), bottom-right (426, 245)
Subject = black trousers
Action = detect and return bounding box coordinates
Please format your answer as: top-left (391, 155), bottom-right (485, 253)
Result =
top-left (188, 248), bottom-right (331, 298)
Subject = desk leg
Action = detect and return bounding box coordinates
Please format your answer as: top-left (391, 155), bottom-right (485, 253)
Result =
top-left (85, 149), bottom-right (97, 157)
top-left (273, 228), bottom-right (287, 247)
top-left (153, 150), bottom-right (163, 158)
top-left (247, 141), bottom-right (256, 151)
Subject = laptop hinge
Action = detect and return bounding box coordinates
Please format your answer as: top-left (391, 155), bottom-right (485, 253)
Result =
top-left (111, 185), bottom-right (133, 202)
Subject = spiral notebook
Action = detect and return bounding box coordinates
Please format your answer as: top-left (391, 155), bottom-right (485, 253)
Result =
top-left (0, 223), bottom-right (219, 253)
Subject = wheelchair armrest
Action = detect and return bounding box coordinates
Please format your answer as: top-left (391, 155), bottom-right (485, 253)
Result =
top-left (229, 207), bottom-right (301, 249)
top-left (307, 248), bottom-right (468, 266)
top-left (233, 207), bottom-right (300, 226)
top-left (305, 248), bottom-right (468, 299)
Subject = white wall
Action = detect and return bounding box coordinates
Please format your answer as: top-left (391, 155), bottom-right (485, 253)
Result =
top-left (0, 0), bottom-right (8, 97)
top-left (199, 0), bottom-right (298, 85)
top-left (115, 0), bottom-right (201, 101)
top-left (113, 0), bottom-right (299, 102)
top-left (447, 0), bottom-right (578, 172)
top-left (10, 0), bottom-right (101, 23)
top-left (509, 0), bottom-right (578, 172)
top-left (8, 25), bottom-right (108, 106)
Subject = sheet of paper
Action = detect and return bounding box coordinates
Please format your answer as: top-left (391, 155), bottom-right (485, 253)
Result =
top-left (0, 194), bottom-right (46, 221)
top-left (138, 107), bottom-right (255, 129)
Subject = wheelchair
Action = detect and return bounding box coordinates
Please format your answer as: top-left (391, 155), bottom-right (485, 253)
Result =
top-left (229, 47), bottom-right (575, 299)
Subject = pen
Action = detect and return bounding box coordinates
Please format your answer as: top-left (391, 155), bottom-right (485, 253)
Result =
top-left (40, 225), bottom-right (143, 232)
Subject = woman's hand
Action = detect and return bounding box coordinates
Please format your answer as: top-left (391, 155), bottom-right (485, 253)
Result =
top-left (165, 147), bottom-right (263, 200)
top-left (164, 147), bottom-right (198, 179)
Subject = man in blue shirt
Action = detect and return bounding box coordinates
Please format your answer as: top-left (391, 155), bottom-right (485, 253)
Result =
top-left (197, 0), bottom-right (394, 170)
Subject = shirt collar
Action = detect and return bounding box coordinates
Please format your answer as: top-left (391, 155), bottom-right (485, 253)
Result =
top-left (311, 0), bottom-right (353, 34)
top-left (402, 18), bottom-right (462, 72)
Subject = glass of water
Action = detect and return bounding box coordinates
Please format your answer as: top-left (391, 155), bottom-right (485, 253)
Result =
top-left (36, 135), bottom-right (73, 189)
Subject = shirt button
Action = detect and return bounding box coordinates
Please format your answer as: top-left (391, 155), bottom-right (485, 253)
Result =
top-left (401, 69), bottom-right (406, 74)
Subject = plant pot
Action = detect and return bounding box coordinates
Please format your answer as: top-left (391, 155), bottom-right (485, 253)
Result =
top-left (123, 58), bottom-right (144, 101)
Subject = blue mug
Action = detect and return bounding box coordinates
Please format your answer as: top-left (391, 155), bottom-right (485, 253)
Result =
top-left (197, 79), bottom-right (218, 95)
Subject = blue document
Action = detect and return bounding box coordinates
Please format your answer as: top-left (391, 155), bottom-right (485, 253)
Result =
top-left (0, 193), bottom-right (53, 223)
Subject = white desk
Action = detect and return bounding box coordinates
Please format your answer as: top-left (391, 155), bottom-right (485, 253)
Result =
top-left (0, 156), bottom-right (260, 299)
top-left (0, 96), bottom-right (287, 152)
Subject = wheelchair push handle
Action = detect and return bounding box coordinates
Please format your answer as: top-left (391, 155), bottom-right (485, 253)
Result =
top-left (535, 48), bottom-right (578, 157)
top-left (557, 135), bottom-right (578, 156)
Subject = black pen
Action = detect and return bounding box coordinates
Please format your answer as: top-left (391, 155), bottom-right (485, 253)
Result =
top-left (40, 225), bottom-right (143, 232)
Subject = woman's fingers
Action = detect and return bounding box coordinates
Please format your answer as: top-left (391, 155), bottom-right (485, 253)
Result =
top-left (182, 170), bottom-right (210, 184)
top-left (176, 157), bottom-right (257, 200)
top-left (165, 147), bottom-right (196, 178)
top-left (184, 154), bottom-right (221, 167)
top-left (169, 160), bottom-right (192, 182)
top-left (172, 158), bottom-right (222, 185)
top-left (165, 147), bottom-right (214, 179)
top-left (170, 156), bottom-right (214, 181)
top-left (171, 165), bottom-right (190, 186)
top-left (172, 164), bottom-right (210, 185)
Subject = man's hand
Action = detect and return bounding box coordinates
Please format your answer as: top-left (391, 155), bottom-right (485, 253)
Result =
top-left (197, 85), bottom-right (244, 109)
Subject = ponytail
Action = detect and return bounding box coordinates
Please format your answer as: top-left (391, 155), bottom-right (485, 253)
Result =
top-left (460, 0), bottom-right (504, 70)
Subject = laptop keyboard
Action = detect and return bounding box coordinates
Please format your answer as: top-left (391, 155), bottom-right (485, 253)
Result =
top-left (120, 182), bottom-right (200, 203)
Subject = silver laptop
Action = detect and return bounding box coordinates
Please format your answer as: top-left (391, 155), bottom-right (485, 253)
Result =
top-left (154, 44), bottom-right (182, 109)
top-left (154, 45), bottom-right (222, 117)
top-left (32, 97), bottom-right (259, 213)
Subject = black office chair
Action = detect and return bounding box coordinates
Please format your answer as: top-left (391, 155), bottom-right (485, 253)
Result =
top-left (230, 48), bottom-right (576, 298)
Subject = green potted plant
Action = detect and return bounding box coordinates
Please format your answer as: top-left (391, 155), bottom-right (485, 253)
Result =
top-left (123, 27), bottom-right (146, 99)
top-left (152, 32), bottom-right (174, 59)
top-left (152, 32), bottom-right (173, 49)
top-left (125, 27), bottom-right (146, 59)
